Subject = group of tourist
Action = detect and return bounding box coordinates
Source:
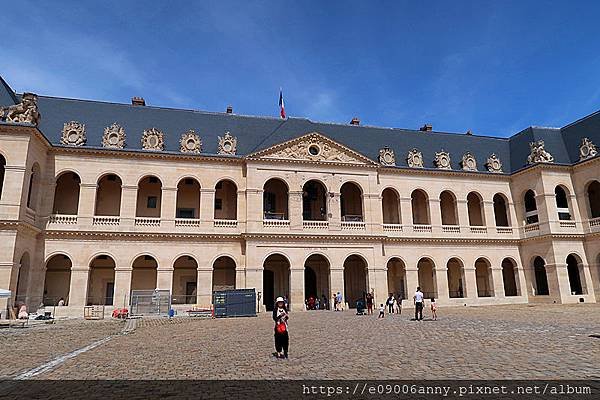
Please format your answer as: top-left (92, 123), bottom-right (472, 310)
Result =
top-left (413, 286), bottom-right (437, 321)
top-left (304, 294), bottom-right (328, 310)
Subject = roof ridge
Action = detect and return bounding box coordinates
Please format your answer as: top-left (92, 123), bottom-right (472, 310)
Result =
top-left (0, 76), bottom-right (18, 104)
top-left (561, 108), bottom-right (600, 130)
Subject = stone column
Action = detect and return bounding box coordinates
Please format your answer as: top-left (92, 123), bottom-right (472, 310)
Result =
top-left (516, 264), bottom-right (529, 298)
top-left (77, 183), bottom-right (97, 226)
top-left (551, 263), bottom-right (572, 302)
top-left (156, 268), bottom-right (174, 291)
top-left (289, 268), bottom-right (305, 312)
top-left (245, 267), bottom-right (263, 313)
top-left (491, 266), bottom-right (505, 297)
top-left (507, 200), bottom-right (519, 231)
top-left (464, 266), bottom-right (478, 298)
top-left (0, 261), bottom-right (17, 319)
top-left (196, 268), bottom-right (213, 306)
top-left (457, 199), bottom-right (470, 228)
top-left (200, 188), bottom-right (215, 223)
top-left (365, 193), bottom-right (382, 234)
top-left (328, 192), bottom-right (341, 231)
top-left (245, 188), bottom-right (262, 231)
top-left (67, 266), bottom-right (90, 307)
top-left (369, 266), bottom-right (388, 306)
top-left (289, 191), bottom-right (303, 231)
top-left (160, 186), bottom-right (177, 230)
top-left (235, 267), bottom-right (246, 289)
top-left (120, 185), bottom-right (138, 229)
top-left (330, 267), bottom-right (344, 307)
top-left (403, 266), bottom-right (419, 306)
top-left (237, 189), bottom-right (246, 223)
top-left (429, 198), bottom-right (442, 234)
top-left (113, 268), bottom-right (132, 308)
top-left (0, 165), bottom-right (26, 220)
top-left (434, 265), bottom-right (449, 300)
top-left (483, 200), bottom-right (495, 229)
top-left (399, 196), bottom-right (412, 227)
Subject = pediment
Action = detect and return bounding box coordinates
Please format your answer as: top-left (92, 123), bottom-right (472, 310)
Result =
top-left (248, 132), bottom-right (377, 165)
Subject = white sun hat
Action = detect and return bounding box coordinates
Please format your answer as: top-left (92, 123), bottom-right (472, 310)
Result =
top-left (276, 296), bottom-right (284, 302)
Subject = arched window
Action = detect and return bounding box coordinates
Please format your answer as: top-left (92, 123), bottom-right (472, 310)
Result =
top-left (586, 180), bottom-right (600, 219)
top-left (467, 192), bottom-right (485, 226)
top-left (447, 258), bottom-right (466, 298)
top-left (555, 186), bottom-right (571, 221)
top-left (493, 193), bottom-right (510, 227)
top-left (411, 189), bottom-right (430, 225)
top-left (566, 254), bottom-right (586, 295)
top-left (382, 188), bottom-right (401, 224)
top-left (95, 174), bottom-right (122, 216)
top-left (26, 163), bottom-right (41, 211)
top-left (87, 255), bottom-right (116, 306)
top-left (0, 154), bottom-right (6, 200)
top-left (52, 172), bottom-right (81, 215)
top-left (172, 256), bottom-right (198, 304)
top-left (439, 190), bottom-right (458, 225)
top-left (214, 180), bottom-right (237, 220)
top-left (263, 178), bottom-right (289, 220)
top-left (131, 255), bottom-right (158, 291)
top-left (302, 180), bottom-right (327, 221)
top-left (533, 256), bottom-right (549, 295)
top-left (524, 190), bottom-right (538, 224)
top-left (475, 258), bottom-right (494, 297)
top-left (44, 254), bottom-right (72, 306)
top-left (501, 258), bottom-right (519, 296)
top-left (340, 182), bottom-right (363, 222)
top-left (176, 178), bottom-right (200, 219)
top-left (136, 176), bottom-right (162, 218)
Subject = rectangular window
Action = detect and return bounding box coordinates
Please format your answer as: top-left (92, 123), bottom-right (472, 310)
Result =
top-left (147, 196), bottom-right (157, 209)
top-left (215, 198), bottom-right (222, 210)
top-left (176, 208), bottom-right (195, 218)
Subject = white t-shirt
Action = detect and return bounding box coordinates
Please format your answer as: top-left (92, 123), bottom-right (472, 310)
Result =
top-left (414, 291), bottom-right (424, 303)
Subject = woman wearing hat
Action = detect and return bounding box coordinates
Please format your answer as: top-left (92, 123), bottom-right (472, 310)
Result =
top-left (272, 296), bottom-right (289, 359)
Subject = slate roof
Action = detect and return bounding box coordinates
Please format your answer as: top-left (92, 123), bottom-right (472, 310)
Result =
top-left (0, 76), bottom-right (598, 174)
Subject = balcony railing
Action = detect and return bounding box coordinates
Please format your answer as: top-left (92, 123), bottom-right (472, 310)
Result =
top-left (589, 217), bottom-right (600, 232)
top-left (175, 218), bottom-right (201, 227)
top-left (496, 227), bottom-right (513, 234)
top-left (214, 219), bottom-right (238, 228)
top-left (442, 225), bottom-right (460, 234)
top-left (470, 226), bottom-right (487, 234)
top-left (303, 220), bottom-right (329, 230)
top-left (523, 223), bottom-right (540, 233)
top-left (341, 221), bottom-right (366, 230)
top-left (558, 220), bottom-right (576, 229)
top-left (92, 216), bottom-right (120, 225)
top-left (134, 217), bottom-right (161, 227)
top-left (263, 219), bottom-right (290, 228)
top-left (48, 214), bottom-right (78, 224)
top-left (412, 224), bottom-right (432, 233)
top-left (382, 223), bottom-right (403, 232)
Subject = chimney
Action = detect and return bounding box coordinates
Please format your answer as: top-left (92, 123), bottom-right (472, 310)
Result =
top-left (131, 96), bottom-right (145, 106)
top-left (420, 124), bottom-right (432, 132)
top-left (466, 129), bottom-right (473, 135)
top-left (350, 117), bottom-right (360, 125)
top-left (226, 105), bottom-right (233, 114)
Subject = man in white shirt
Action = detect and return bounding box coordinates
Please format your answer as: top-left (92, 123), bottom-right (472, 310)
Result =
top-left (413, 286), bottom-right (424, 321)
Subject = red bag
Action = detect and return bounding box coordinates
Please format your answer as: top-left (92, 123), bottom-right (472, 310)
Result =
top-left (276, 322), bottom-right (287, 334)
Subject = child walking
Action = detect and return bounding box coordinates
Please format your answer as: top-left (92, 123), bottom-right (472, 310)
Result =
top-left (378, 303), bottom-right (385, 318)
top-left (430, 298), bottom-right (437, 321)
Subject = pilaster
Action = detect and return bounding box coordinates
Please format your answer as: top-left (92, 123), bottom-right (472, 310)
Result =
top-left (67, 266), bottom-right (90, 307)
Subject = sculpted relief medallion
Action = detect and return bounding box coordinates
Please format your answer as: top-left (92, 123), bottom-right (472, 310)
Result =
top-left (60, 121), bottom-right (86, 146)
top-left (527, 140), bottom-right (554, 164)
top-left (461, 152), bottom-right (477, 171)
top-left (218, 131), bottom-right (237, 155)
top-left (485, 153), bottom-right (503, 173)
top-left (141, 128), bottom-right (165, 151)
top-left (180, 130), bottom-right (202, 153)
top-left (407, 148), bottom-right (424, 168)
top-left (579, 137), bottom-right (597, 160)
top-left (434, 150), bottom-right (452, 170)
top-left (378, 147), bottom-right (396, 166)
top-left (260, 134), bottom-right (365, 164)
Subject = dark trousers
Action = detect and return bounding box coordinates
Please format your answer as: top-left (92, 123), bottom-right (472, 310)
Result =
top-left (274, 332), bottom-right (289, 355)
top-left (415, 302), bottom-right (423, 320)
top-left (388, 304), bottom-right (394, 313)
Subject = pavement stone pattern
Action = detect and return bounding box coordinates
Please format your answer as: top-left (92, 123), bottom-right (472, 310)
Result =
top-left (2, 304), bottom-right (599, 380)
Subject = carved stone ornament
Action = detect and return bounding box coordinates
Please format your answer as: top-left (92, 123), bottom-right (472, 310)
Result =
top-left (378, 147), bottom-right (396, 166)
top-left (60, 121), bottom-right (86, 146)
top-left (0, 92), bottom-right (40, 125)
top-left (485, 153), bottom-right (503, 173)
top-left (579, 137), bottom-right (597, 160)
top-left (434, 150), bottom-right (452, 170)
top-left (180, 130), bottom-right (202, 153)
top-left (527, 140), bottom-right (554, 164)
top-left (102, 123), bottom-right (126, 149)
top-left (461, 152), bottom-right (477, 171)
top-left (141, 128), bottom-right (165, 151)
top-left (407, 148), bottom-right (424, 168)
top-left (218, 131), bottom-right (237, 155)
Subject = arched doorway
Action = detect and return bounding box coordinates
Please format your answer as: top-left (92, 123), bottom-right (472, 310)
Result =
top-left (343, 255), bottom-right (368, 308)
top-left (131, 255), bottom-right (158, 291)
top-left (136, 176), bottom-right (162, 217)
top-left (555, 186), bottom-right (572, 220)
top-left (447, 258), bottom-right (465, 298)
top-left (587, 180), bottom-right (600, 219)
top-left (387, 258), bottom-right (406, 300)
top-left (173, 256), bottom-right (198, 304)
top-left (501, 258), bottom-right (519, 296)
top-left (467, 192), bottom-right (485, 226)
top-left (52, 171), bottom-right (81, 214)
top-left (95, 174), bottom-right (122, 216)
top-left (302, 180), bottom-right (327, 221)
top-left (213, 256), bottom-right (236, 292)
top-left (382, 188), bottom-right (401, 224)
top-left (214, 180), bottom-right (237, 220)
top-left (263, 254), bottom-right (290, 311)
top-left (263, 178), bottom-right (289, 220)
top-left (524, 190), bottom-right (538, 224)
top-left (533, 256), bottom-right (549, 295)
top-left (340, 182), bottom-right (363, 221)
top-left (475, 258), bottom-right (494, 297)
top-left (493, 193), bottom-right (510, 227)
top-left (176, 178), bottom-right (201, 219)
top-left (440, 191), bottom-right (458, 225)
top-left (411, 189), bottom-right (430, 224)
top-left (417, 258), bottom-right (436, 299)
top-left (44, 254), bottom-right (72, 305)
top-left (87, 255), bottom-right (116, 305)
top-left (566, 254), bottom-right (585, 295)
top-left (304, 254), bottom-right (330, 308)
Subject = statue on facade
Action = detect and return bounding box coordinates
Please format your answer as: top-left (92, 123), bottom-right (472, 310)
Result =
top-left (0, 93), bottom-right (40, 125)
top-left (407, 148), bottom-right (424, 168)
top-left (485, 153), bottom-right (503, 173)
top-left (579, 137), bottom-right (597, 160)
top-left (527, 140), bottom-right (554, 164)
top-left (461, 152), bottom-right (477, 171)
top-left (434, 150), bottom-right (452, 170)
top-left (218, 131), bottom-right (237, 155)
top-left (378, 147), bottom-right (396, 166)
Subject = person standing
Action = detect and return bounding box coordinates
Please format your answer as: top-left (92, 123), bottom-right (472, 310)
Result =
top-left (336, 292), bottom-right (343, 311)
top-left (272, 296), bottom-right (289, 359)
top-left (413, 286), bottom-right (424, 321)
top-left (365, 292), bottom-right (373, 315)
top-left (378, 303), bottom-right (385, 318)
top-left (430, 298), bottom-right (437, 321)
top-left (386, 294), bottom-right (394, 314)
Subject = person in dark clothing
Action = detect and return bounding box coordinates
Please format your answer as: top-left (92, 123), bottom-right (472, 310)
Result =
top-left (272, 296), bottom-right (289, 359)
top-left (386, 294), bottom-right (394, 314)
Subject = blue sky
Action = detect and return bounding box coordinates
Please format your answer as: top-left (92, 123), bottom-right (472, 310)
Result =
top-left (2, 1), bottom-right (600, 137)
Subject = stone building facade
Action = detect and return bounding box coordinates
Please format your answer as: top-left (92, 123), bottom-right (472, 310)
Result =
top-left (0, 75), bottom-right (599, 317)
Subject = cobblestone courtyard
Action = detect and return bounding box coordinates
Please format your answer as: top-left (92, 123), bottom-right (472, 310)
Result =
top-left (1, 304), bottom-right (599, 380)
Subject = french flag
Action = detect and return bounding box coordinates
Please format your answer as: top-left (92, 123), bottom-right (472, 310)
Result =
top-left (279, 89), bottom-right (286, 119)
